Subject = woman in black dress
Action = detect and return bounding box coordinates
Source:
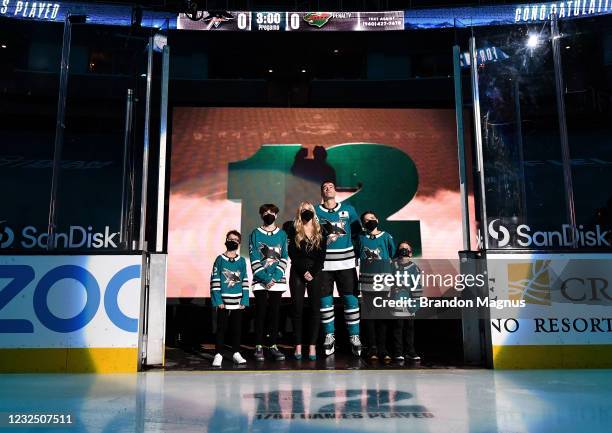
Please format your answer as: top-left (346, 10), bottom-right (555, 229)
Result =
top-left (284, 201), bottom-right (326, 360)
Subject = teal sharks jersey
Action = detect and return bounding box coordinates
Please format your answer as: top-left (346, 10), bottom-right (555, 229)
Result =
top-left (210, 254), bottom-right (249, 309)
top-left (315, 201), bottom-right (360, 271)
top-left (357, 231), bottom-right (396, 293)
top-left (248, 226), bottom-right (288, 292)
top-left (391, 259), bottom-right (423, 317)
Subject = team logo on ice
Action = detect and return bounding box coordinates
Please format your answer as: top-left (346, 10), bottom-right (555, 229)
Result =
top-left (507, 260), bottom-right (551, 305)
top-left (303, 12), bottom-right (332, 28)
top-left (258, 243), bottom-right (282, 268)
top-left (246, 389), bottom-right (433, 420)
top-left (222, 269), bottom-right (242, 287)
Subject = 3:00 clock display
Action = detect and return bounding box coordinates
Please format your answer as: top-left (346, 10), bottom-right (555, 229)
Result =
top-left (177, 11), bottom-right (405, 32)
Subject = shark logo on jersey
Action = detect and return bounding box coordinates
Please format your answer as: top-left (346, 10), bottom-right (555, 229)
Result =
top-left (363, 247), bottom-right (381, 261)
top-left (222, 268), bottom-right (242, 287)
top-left (259, 243), bottom-right (282, 268)
top-left (321, 219), bottom-right (347, 236)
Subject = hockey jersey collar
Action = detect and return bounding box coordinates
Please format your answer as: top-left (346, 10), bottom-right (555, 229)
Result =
top-left (368, 231), bottom-right (386, 240)
top-left (395, 259), bottom-right (416, 270)
top-left (257, 226), bottom-right (280, 236)
top-left (318, 203), bottom-right (341, 213)
top-left (221, 254), bottom-right (239, 262)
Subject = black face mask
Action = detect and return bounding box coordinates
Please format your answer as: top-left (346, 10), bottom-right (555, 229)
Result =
top-left (225, 240), bottom-right (239, 251)
top-left (300, 210), bottom-right (314, 222)
top-left (364, 220), bottom-right (378, 232)
top-left (398, 248), bottom-right (411, 257)
top-left (262, 214), bottom-right (276, 225)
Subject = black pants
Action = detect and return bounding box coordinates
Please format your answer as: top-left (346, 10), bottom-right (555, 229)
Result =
top-left (290, 270), bottom-right (322, 345)
top-left (320, 267), bottom-right (359, 296)
top-left (362, 292), bottom-right (382, 350)
top-left (364, 320), bottom-right (383, 350)
top-left (393, 318), bottom-right (416, 355)
top-left (361, 297), bottom-right (415, 356)
top-left (254, 290), bottom-right (282, 346)
top-left (216, 308), bottom-right (243, 353)
top-left (377, 319), bottom-right (416, 356)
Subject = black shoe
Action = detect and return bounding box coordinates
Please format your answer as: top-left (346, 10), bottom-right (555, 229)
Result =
top-left (270, 345), bottom-right (285, 361)
top-left (405, 350), bottom-right (421, 362)
top-left (381, 353), bottom-right (392, 363)
top-left (366, 347), bottom-right (378, 360)
top-left (254, 345), bottom-right (265, 362)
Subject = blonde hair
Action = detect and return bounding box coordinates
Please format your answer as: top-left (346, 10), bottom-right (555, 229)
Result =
top-left (293, 201), bottom-right (322, 251)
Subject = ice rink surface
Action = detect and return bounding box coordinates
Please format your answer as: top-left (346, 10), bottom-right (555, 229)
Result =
top-left (1, 369), bottom-right (611, 433)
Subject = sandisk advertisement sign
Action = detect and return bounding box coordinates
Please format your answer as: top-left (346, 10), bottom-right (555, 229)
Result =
top-left (0, 255), bottom-right (142, 348)
top-left (0, 223), bottom-right (121, 250)
top-left (487, 219), bottom-right (612, 250)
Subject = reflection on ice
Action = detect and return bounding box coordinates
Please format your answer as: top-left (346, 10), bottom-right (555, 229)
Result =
top-left (0, 369), bottom-right (610, 433)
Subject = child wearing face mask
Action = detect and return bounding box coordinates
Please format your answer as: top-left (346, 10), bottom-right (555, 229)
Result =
top-left (390, 241), bottom-right (422, 362)
top-left (210, 230), bottom-right (249, 367)
top-left (249, 203), bottom-right (289, 362)
top-left (357, 211), bottom-right (396, 362)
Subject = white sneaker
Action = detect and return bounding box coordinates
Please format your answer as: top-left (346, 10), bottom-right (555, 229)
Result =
top-left (212, 353), bottom-right (223, 367)
top-left (233, 352), bottom-right (246, 364)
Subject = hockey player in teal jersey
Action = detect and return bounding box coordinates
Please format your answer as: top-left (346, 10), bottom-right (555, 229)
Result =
top-left (315, 180), bottom-right (363, 357)
top-left (249, 203), bottom-right (288, 362)
top-left (210, 230), bottom-right (249, 367)
top-left (358, 211), bottom-right (396, 361)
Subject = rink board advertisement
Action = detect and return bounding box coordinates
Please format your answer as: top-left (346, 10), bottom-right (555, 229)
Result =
top-left (0, 255), bottom-right (142, 372)
top-left (487, 253), bottom-right (612, 369)
top-left (168, 107), bottom-right (475, 299)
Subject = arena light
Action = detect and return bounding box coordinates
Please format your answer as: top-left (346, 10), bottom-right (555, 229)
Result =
top-left (526, 34), bottom-right (539, 49)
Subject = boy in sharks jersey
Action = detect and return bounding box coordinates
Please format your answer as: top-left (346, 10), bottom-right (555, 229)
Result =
top-left (210, 230), bottom-right (249, 367)
top-left (390, 241), bottom-right (422, 362)
top-left (358, 211), bottom-right (396, 361)
top-left (249, 203), bottom-right (288, 362)
top-left (315, 181), bottom-right (363, 357)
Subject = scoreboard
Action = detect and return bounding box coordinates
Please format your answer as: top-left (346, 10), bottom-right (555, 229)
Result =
top-left (177, 11), bottom-right (405, 31)
top-left (4, 1), bottom-right (612, 30)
